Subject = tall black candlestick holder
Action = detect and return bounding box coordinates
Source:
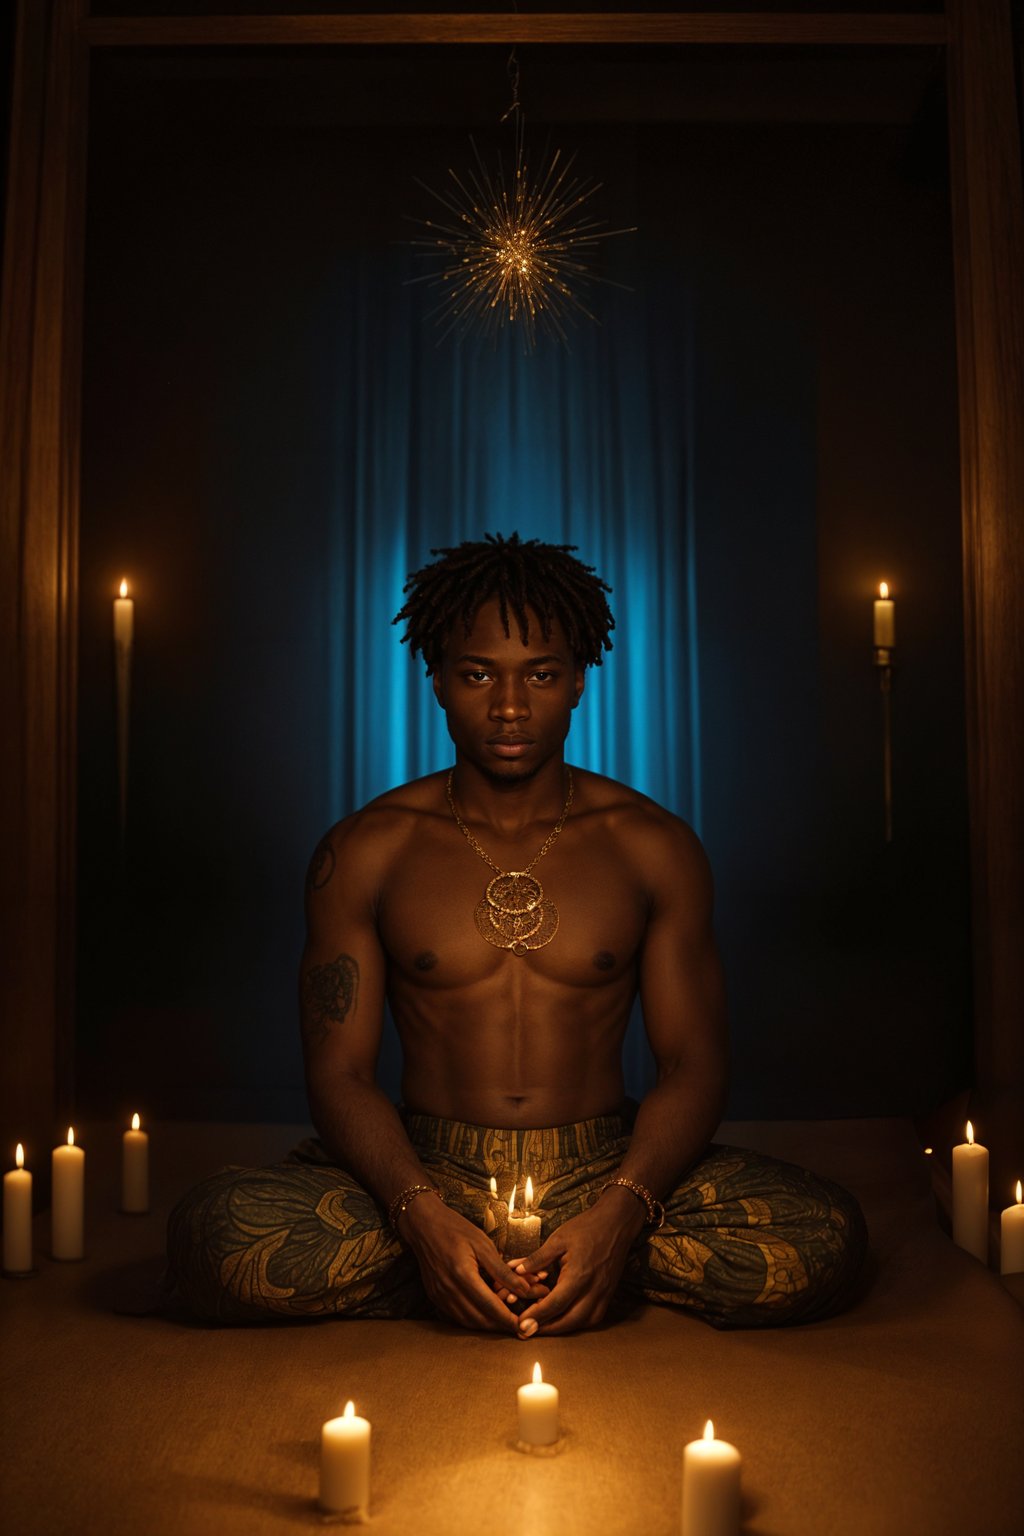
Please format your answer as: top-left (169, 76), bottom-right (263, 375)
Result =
top-left (873, 646), bottom-right (894, 843)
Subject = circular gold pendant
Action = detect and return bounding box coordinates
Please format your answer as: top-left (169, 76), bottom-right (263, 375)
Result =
top-left (474, 894), bottom-right (559, 954)
top-left (486, 871), bottom-right (542, 915)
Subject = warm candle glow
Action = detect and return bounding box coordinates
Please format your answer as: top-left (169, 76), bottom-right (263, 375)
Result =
top-left (879, 581), bottom-right (889, 599)
top-left (119, 578), bottom-right (129, 598)
top-left (509, 1181), bottom-right (518, 1216)
top-left (343, 1400), bottom-right (355, 1420)
top-left (489, 1176), bottom-right (497, 1197)
top-left (532, 1362), bottom-right (542, 1385)
top-left (966, 1121), bottom-right (974, 1146)
top-left (704, 1420), bottom-right (715, 1441)
top-left (1016, 1181), bottom-right (1022, 1206)
top-left (924, 1147), bottom-right (933, 1155)
top-left (131, 1112), bottom-right (141, 1132)
top-left (67, 1127), bottom-right (75, 1148)
top-left (15, 1143), bottom-right (24, 1169)
top-left (525, 1175), bottom-right (534, 1210)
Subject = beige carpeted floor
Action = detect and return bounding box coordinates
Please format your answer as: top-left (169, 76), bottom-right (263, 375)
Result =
top-left (1, 1118), bottom-right (1022, 1536)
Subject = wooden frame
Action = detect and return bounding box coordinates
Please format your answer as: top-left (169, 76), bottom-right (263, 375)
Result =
top-left (2, 5), bottom-right (1021, 1186)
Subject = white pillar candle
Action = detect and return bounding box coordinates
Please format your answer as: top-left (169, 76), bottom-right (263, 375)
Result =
top-left (121, 1113), bottom-right (149, 1214)
top-left (873, 581), bottom-right (895, 647)
top-left (114, 578), bottom-right (134, 649)
top-left (320, 1400), bottom-right (370, 1521)
top-left (1000, 1181), bottom-right (1024, 1275)
top-left (3, 1144), bottom-right (33, 1274)
top-left (682, 1420), bottom-right (742, 1536)
top-left (517, 1361), bottom-right (560, 1447)
top-left (505, 1177), bottom-right (542, 1258)
top-left (51, 1127), bottom-right (85, 1261)
top-left (952, 1120), bottom-right (989, 1263)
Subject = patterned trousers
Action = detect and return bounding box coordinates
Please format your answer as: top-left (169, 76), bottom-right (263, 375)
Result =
top-left (166, 1113), bottom-right (867, 1329)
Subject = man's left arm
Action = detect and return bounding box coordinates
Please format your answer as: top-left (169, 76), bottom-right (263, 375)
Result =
top-left (513, 816), bottom-right (728, 1337)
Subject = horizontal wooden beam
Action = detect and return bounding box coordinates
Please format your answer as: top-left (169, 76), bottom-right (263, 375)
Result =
top-left (82, 12), bottom-right (948, 49)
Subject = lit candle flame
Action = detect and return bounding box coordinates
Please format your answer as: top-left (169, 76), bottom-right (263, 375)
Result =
top-left (343, 1400), bottom-right (355, 1419)
top-left (67, 1127), bottom-right (75, 1147)
top-left (16, 1143), bottom-right (24, 1169)
top-left (119, 579), bottom-right (129, 599)
top-left (525, 1175), bottom-right (534, 1211)
top-left (489, 1176), bottom-right (497, 1197)
top-left (131, 1112), bottom-right (141, 1132)
top-left (509, 1181), bottom-right (517, 1217)
top-left (879, 581), bottom-right (889, 598)
top-left (532, 1362), bottom-right (543, 1385)
top-left (1016, 1181), bottom-right (1022, 1206)
top-left (966, 1121), bottom-right (974, 1146)
top-left (704, 1420), bottom-right (715, 1441)
top-left (924, 1147), bottom-right (933, 1155)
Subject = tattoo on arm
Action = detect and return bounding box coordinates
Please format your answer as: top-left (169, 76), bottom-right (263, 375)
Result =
top-left (302, 953), bottom-right (359, 1046)
top-left (306, 837), bottom-right (336, 894)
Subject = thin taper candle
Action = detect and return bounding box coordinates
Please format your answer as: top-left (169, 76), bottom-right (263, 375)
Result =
top-left (113, 577), bottom-right (134, 839)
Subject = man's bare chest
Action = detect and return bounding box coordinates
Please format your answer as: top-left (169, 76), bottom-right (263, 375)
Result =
top-left (378, 829), bottom-right (647, 988)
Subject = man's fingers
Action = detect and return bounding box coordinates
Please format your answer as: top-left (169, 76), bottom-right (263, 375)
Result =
top-left (525, 1297), bottom-right (604, 1336)
top-left (478, 1243), bottom-right (532, 1295)
top-left (516, 1270), bottom-right (582, 1331)
top-left (511, 1238), bottom-right (561, 1276)
top-left (440, 1268), bottom-right (520, 1332)
top-left (517, 1276), bottom-right (602, 1337)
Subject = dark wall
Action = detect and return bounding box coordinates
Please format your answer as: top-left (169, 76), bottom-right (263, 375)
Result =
top-left (78, 52), bottom-right (968, 1123)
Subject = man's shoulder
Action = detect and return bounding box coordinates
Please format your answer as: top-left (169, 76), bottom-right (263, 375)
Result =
top-left (573, 767), bottom-right (697, 838)
top-left (572, 767), bottom-right (708, 877)
top-left (309, 773), bottom-right (446, 867)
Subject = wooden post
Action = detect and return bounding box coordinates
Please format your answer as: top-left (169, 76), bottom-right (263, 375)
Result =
top-left (946, 0), bottom-right (1024, 1198)
top-left (0, 0), bottom-right (88, 1167)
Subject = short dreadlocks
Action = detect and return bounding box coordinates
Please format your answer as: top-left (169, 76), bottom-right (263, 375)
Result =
top-left (393, 532), bottom-right (615, 676)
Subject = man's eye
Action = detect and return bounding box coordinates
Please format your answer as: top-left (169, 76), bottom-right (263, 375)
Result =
top-left (465, 671), bottom-right (490, 683)
top-left (531, 671), bottom-right (555, 683)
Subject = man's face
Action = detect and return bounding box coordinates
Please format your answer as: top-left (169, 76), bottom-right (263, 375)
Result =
top-left (432, 599), bottom-right (585, 784)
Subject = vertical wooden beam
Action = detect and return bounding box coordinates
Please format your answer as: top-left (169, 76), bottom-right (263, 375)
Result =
top-left (946, 0), bottom-right (1024, 1198)
top-left (0, 0), bottom-right (87, 1168)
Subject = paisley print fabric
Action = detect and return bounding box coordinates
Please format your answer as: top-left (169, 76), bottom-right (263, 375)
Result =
top-left (166, 1114), bottom-right (866, 1328)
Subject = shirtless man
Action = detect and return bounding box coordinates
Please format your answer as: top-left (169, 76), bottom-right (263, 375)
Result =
top-left (168, 534), bottom-right (865, 1334)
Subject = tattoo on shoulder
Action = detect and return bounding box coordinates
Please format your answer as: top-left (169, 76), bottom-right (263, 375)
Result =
top-left (306, 837), bottom-right (336, 894)
top-left (302, 953), bottom-right (359, 1046)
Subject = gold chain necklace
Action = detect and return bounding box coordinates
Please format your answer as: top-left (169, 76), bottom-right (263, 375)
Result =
top-left (445, 767), bottom-right (574, 956)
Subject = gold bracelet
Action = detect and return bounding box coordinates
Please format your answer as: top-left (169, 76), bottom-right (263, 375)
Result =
top-left (388, 1184), bottom-right (441, 1230)
top-left (601, 1176), bottom-right (666, 1231)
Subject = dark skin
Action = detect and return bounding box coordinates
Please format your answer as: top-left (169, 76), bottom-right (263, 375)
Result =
top-left (299, 599), bottom-right (728, 1337)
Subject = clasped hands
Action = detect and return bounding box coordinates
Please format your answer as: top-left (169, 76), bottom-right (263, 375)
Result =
top-left (401, 1191), bottom-right (645, 1337)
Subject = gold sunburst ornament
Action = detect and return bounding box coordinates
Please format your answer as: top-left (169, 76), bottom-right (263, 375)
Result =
top-left (408, 53), bottom-right (635, 349)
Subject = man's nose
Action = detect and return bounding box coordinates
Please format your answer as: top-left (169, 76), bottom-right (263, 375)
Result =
top-left (490, 679), bottom-right (530, 720)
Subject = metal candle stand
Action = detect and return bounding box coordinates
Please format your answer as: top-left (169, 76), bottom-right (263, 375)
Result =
top-left (873, 645), bottom-right (894, 843)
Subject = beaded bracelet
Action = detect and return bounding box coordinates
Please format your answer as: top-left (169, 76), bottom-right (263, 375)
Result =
top-left (601, 1175), bottom-right (666, 1230)
top-left (387, 1183), bottom-right (441, 1231)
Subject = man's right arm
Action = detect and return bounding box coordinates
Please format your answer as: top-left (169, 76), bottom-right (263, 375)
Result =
top-left (299, 814), bottom-right (532, 1331)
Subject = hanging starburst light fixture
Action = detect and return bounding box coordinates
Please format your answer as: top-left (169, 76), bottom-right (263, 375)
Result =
top-left (408, 49), bottom-right (635, 349)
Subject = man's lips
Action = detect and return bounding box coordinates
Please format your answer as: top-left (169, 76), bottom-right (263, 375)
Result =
top-left (488, 736), bottom-right (534, 755)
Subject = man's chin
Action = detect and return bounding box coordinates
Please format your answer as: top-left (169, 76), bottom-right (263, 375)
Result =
top-left (481, 759), bottom-right (541, 786)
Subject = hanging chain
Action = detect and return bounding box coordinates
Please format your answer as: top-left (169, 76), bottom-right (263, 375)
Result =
top-left (501, 45), bottom-right (522, 124)
top-left (446, 769), bottom-right (574, 876)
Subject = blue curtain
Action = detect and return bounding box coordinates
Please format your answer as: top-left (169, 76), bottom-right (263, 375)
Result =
top-left (325, 246), bottom-right (701, 832)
